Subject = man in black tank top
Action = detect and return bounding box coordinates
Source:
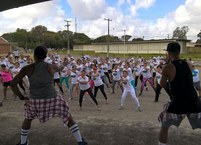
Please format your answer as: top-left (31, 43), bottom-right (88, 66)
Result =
top-left (158, 42), bottom-right (201, 145)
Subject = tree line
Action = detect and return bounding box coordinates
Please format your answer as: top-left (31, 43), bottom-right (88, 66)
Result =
top-left (1, 25), bottom-right (136, 50)
top-left (1, 25), bottom-right (201, 50)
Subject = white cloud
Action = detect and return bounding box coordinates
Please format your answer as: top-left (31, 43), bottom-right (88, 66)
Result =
top-left (135, 0), bottom-right (156, 9)
top-left (130, 0), bottom-right (156, 16)
top-left (67, 0), bottom-right (106, 20)
top-left (118, 0), bottom-right (126, 6)
top-left (0, 0), bottom-right (201, 42)
top-left (0, 0), bottom-right (66, 34)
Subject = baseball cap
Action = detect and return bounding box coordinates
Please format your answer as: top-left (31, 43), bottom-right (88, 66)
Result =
top-left (164, 42), bottom-right (181, 53)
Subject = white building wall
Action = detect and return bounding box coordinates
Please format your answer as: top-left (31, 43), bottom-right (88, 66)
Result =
top-left (73, 40), bottom-right (187, 54)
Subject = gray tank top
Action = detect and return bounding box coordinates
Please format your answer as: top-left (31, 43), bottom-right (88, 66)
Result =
top-left (29, 61), bottom-right (57, 99)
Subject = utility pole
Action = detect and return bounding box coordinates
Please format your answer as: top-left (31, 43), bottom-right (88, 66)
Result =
top-left (64, 20), bottom-right (71, 55)
top-left (104, 18), bottom-right (112, 57)
top-left (122, 29), bottom-right (126, 57)
top-left (75, 17), bottom-right (77, 33)
top-left (167, 34), bottom-right (170, 39)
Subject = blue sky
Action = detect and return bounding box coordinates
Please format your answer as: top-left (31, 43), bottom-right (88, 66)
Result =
top-left (61, 0), bottom-right (186, 21)
top-left (0, 0), bottom-right (200, 41)
top-left (137, 0), bottom-right (185, 19)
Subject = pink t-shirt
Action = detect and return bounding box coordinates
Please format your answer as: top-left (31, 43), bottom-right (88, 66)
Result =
top-left (1, 71), bottom-right (13, 82)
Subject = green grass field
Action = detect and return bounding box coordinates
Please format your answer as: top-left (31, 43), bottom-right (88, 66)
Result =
top-left (59, 49), bottom-right (201, 60)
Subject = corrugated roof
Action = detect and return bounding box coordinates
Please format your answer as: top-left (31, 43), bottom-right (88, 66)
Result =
top-left (0, 37), bottom-right (9, 44)
top-left (0, 0), bottom-right (51, 12)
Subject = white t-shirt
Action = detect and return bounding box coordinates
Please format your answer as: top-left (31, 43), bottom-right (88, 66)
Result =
top-left (78, 76), bottom-right (90, 90)
top-left (134, 65), bottom-right (141, 76)
top-left (107, 61), bottom-right (111, 70)
top-left (101, 64), bottom-right (108, 72)
top-left (54, 72), bottom-right (60, 79)
top-left (7, 62), bottom-right (14, 71)
top-left (45, 57), bottom-right (52, 64)
top-left (83, 62), bottom-right (91, 75)
top-left (91, 72), bottom-right (103, 86)
top-left (19, 59), bottom-right (28, 68)
top-left (60, 67), bottom-right (69, 78)
top-left (122, 76), bottom-right (132, 90)
top-left (13, 50), bottom-right (19, 56)
top-left (192, 69), bottom-right (200, 83)
top-left (70, 71), bottom-right (78, 84)
top-left (112, 69), bottom-right (121, 81)
top-left (98, 68), bottom-right (105, 77)
top-left (76, 64), bottom-right (83, 75)
top-left (141, 66), bottom-right (152, 79)
top-left (54, 54), bottom-right (61, 62)
top-left (156, 72), bottom-right (162, 84)
top-left (125, 67), bottom-right (134, 81)
top-left (119, 65), bottom-right (124, 76)
top-left (115, 59), bottom-right (121, 64)
top-left (12, 67), bottom-right (21, 77)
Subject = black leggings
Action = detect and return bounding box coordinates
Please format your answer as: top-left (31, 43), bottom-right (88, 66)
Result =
top-left (135, 76), bottom-right (139, 87)
top-left (104, 72), bottom-right (112, 83)
top-left (135, 75), bottom-right (147, 87)
top-left (94, 84), bottom-right (107, 100)
top-left (155, 84), bottom-right (162, 101)
top-left (79, 88), bottom-right (98, 107)
top-left (112, 80), bottom-right (123, 93)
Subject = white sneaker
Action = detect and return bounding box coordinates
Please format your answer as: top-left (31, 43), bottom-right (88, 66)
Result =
top-left (138, 107), bottom-right (142, 112)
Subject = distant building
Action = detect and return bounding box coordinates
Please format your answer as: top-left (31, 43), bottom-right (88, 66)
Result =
top-left (0, 37), bottom-right (11, 54)
top-left (74, 39), bottom-right (190, 54)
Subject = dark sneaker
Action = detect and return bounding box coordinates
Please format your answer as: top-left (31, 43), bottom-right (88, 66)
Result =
top-left (78, 138), bottom-right (88, 145)
top-left (138, 92), bottom-right (142, 97)
top-left (16, 140), bottom-right (29, 145)
top-left (118, 106), bottom-right (124, 110)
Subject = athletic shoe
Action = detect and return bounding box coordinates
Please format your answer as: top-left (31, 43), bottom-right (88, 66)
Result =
top-left (138, 92), bottom-right (142, 97)
top-left (78, 138), bottom-right (88, 145)
top-left (16, 140), bottom-right (29, 145)
top-left (138, 107), bottom-right (142, 112)
top-left (118, 106), bottom-right (124, 110)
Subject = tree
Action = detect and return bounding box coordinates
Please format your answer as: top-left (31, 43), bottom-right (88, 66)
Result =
top-left (121, 35), bottom-right (132, 41)
top-left (172, 26), bottom-right (189, 39)
top-left (30, 25), bottom-right (48, 45)
top-left (2, 28), bottom-right (29, 49)
top-left (132, 38), bottom-right (144, 41)
top-left (72, 33), bottom-right (91, 44)
top-left (93, 35), bottom-right (121, 43)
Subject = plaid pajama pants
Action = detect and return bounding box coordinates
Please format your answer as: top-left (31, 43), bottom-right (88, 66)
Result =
top-left (158, 102), bottom-right (201, 129)
top-left (24, 95), bottom-right (71, 124)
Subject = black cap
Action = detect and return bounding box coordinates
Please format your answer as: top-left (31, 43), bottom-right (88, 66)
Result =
top-left (165, 42), bottom-right (181, 53)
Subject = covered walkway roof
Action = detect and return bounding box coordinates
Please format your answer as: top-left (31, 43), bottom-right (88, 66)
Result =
top-left (0, 0), bottom-right (51, 12)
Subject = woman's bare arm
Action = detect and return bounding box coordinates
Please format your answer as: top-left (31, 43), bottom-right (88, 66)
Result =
top-left (11, 66), bottom-right (31, 100)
